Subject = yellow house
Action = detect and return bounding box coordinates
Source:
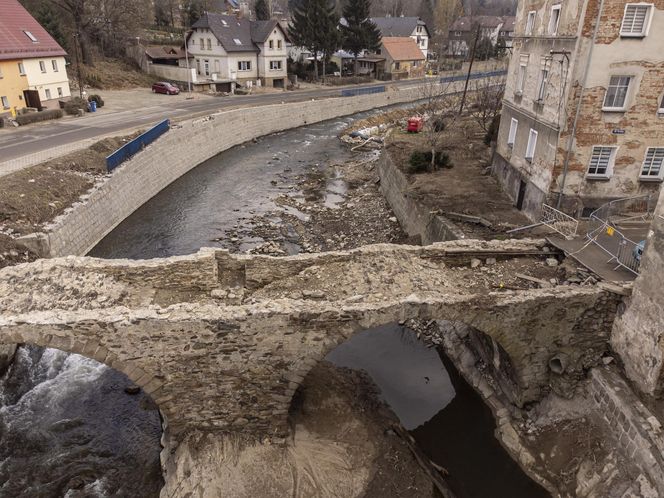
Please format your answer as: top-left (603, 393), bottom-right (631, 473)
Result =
top-left (0, 59), bottom-right (29, 116)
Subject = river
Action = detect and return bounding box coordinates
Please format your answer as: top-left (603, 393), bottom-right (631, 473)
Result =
top-left (0, 110), bottom-right (548, 497)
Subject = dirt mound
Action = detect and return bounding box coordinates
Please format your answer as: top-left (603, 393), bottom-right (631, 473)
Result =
top-left (0, 235), bottom-right (37, 270)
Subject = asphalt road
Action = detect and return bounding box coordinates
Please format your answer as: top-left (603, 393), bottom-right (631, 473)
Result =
top-left (0, 78), bottom-right (431, 163)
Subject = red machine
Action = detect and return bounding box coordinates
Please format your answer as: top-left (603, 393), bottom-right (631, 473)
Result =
top-left (407, 117), bottom-right (423, 133)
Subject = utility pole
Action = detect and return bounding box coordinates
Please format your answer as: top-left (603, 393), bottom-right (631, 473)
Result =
top-left (184, 31), bottom-right (192, 93)
top-left (73, 31), bottom-right (83, 99)
top-left (459, 23), bottom-right (481, 115)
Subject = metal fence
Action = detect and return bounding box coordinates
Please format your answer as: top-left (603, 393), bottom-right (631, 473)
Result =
top-left (586, 194), bottom-right (656, 275)
top-left (541, 204), bottom-right (579, 239)
top-left (106, 119), bottom-right (171, 172)
top-left (341, 85), bottom-right (386, 97)
top-left (439, 69), bottom-right (507, 84)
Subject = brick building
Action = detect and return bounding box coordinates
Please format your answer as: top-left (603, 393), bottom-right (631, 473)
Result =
top-left (492, 0), bottom-right (664, 220)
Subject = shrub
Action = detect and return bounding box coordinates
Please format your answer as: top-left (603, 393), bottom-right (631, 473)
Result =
top-left (15, 109), bottom-right (64, 125)
top-left (64, 97), bottom-right (88, 115)
top-left (409, 150), bottom-right (452, 173)
top-left (88, 94), bottom-right (105, 108)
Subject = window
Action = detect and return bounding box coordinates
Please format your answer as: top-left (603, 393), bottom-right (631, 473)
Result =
top-left (269, 40), bottom-right (274, 49)
top-left (233, 38), bottom-right (243, 46)
top-left (238, 60), bottom-right (251, 71)
top-left (640, 148), bottom-right (664, 179)
top-left (394, 62), bottom-right (401, 70)
top-left (39, 60), bottom-right (46, 73)
top-left (516, 55), bottom-right (529, 93)
top-left (23, 30), bottom-right (37, 42)
top-left (277, 40), bottom-right (282, 49)
top-left (18, 62), bottom-right (25, 75)
top-left (52, 59), bottom-right (58, 72)
top-left (199, 39), bottom-right (204, 50)
top-left (207, 38), bottom-right (211, 50)
top-left (548, 5), bottom-right (561, 35)
top-left (525, 129), bottom-right (538, 161)
top-left (0, 66), bottom-right (3, 78)
top-left (587, 146), bottom-right (617, 177)
top-left (603, 76), bottom-right (631, 110)
top-left (45, 89), bottom-right (51, 99)
top-left (620, 4), bottom-right (652, 37)
top-left (508, 118), bottom-right (518, 147)
top-left (659, 95), bottom-right (664, 114)
top-left (537, 67), bottom-right (549, 101)
top-left (269, 60), bottom-right (282, 70)
top-left (526, 11), bottom-right (536, 35)
top-left (57, 87), bottom-right (63, 97)
top-left (1, 96), bottom-right (8, 109)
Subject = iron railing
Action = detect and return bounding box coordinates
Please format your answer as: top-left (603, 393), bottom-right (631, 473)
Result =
top-left (586, 194), bottom-right (655, 275)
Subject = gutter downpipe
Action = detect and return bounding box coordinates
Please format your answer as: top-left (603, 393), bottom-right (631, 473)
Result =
top-left (557, 0), bottom-right (605, 209)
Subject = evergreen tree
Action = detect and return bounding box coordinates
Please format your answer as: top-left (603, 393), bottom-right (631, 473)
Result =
top-left (34, 3), bottom-right (67, 51)
top-left (290, 0), bottom-right (339, 81)
top-left (340, 0), bottom-right (381, 76)
top-left (185, 0), bottom-right (204, 27)
top-left (255, 0), bottom-right (271, 19)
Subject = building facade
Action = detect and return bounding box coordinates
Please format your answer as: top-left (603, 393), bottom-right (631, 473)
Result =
top-left (448, 16), bottom-right (512, 58)
top-left (187, 13), bottom-right (288, 89)
top-left (493, 0), bottom-right (664, 219)
top-left (0, 0), bottom-right (70, 115)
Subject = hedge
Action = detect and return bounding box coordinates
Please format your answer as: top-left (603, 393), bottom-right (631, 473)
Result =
top-left (15, 109), bottom-right (64, 126)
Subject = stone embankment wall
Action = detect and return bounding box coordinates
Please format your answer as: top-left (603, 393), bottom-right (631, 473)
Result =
top-left (377, 151), bottom-right (465, 243)
top-left (611, 189), bottom-right (664, 395)
top-left (589, 367), bottom-right (664, 494)
top-left (25, 82), bottom-right (469, 258)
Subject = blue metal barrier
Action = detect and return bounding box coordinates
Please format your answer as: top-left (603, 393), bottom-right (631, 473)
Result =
top-left (106, 119), bottom-right (171, 172)
top-left (341, 85), bottom-right (386, 97)
top-left (440, 69), bottom-right (507, 84)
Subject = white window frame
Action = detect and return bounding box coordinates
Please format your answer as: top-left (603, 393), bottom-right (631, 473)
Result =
top-left (548, 5), bottom-right (561, 35)
top-left (23, 30), bottom-right (38, 42)
top-left (603, 75), bottom-right (632, 111)
top-left (525, 129), bottom-right (538, 161)
top-left (1, 96), bottom-right (9, 109)
top-left (52, 59), bottom-right (58, 72)
top-left (238, 60), bottom-right (252, 71)
top-left (269, 60), bottom-right (282, 70)
top-left (57, 87), bottom-right (63, 97)
top-left (640, 147), bottom-right (664, 180)
top-left (207, 38), bottom-right (212, 50)
top-left (525, 11), bottom-right (536, 35)
top-left (0, 66), bottom-right (3, 78)
top-left (516, 55), bottom-right (529, 94)
top-left (39, 60), bottom-right (46, 73)
top-left (586, 146), bottom-right (618, 178)
top-left (658, 95), bottom-right (664, 115)
top-left (620, 3), bottom-right (653, 38)
top-left (507, 118), bottom-right (518, 147)
top-left (45, 88), bottom-right (51, 100)
top-left (18, 62), bottom-right (25, 75)
top-left (536, 67), bottom-right (549, 102)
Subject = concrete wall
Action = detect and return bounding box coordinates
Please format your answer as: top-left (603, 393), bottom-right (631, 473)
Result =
top-left (149, 64), bottom-right (198, 84)
top-left (611, 189), bottom-right (664, 395)
top-left (39, 82), bottom-right (467, 258)
top-left (377, 150), bottom-right (466, 243)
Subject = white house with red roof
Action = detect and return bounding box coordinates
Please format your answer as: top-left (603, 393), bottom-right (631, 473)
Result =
top-left (0, 0), bottom-right (71, 114)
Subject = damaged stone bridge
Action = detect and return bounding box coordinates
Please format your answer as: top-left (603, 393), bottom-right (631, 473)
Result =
top-left (0, 239), bottom-right (620, 440)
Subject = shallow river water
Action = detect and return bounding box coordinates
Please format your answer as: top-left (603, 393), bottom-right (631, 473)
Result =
top-left (1, 110), bottom-right (548, 497)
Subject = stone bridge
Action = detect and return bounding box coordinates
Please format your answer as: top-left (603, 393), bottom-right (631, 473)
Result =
top-left (0, 239), bottom-right (620, 441)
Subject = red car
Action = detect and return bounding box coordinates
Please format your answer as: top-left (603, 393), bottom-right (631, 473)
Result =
top-left (151, 82), bottom-right (180, 95)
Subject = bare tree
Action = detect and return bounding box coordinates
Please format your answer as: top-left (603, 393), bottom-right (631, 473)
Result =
top-left (418, 78), bottom-right (460, 171)
top-left (469, 76), bottom-right (505, 133)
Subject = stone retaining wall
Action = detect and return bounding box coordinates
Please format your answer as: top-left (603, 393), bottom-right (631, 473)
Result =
top-left (28, 83), bottom-right (468, 258)
top-left (377, 150), bottom-right (465, 244)
top-left (589, 367), bottom-right (664, 493)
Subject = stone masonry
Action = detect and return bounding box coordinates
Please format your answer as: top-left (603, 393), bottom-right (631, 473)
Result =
top-left (0, 239), bottom-right (621, 443)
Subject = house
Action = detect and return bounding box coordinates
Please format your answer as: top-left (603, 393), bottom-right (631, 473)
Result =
top-left (145, 46), bottom-right (189, 67)
top-left (498, 16), bottom-right (515, 49)
top-left (371, 17), bottom-right (430, 59)
top-left (447, 15), bottom-right (505, 58)
top-left (374, 37), bottom-right (425, 80)
top-left (0, 0), bottom-right (71, 115)
top-left (187, 13), bottom-right (289, 89)
top-left (492, 0), bottom-right (664, 220)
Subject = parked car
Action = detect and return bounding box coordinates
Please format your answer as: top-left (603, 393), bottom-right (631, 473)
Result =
top-left (152, 82), bottom-right (180, 95)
